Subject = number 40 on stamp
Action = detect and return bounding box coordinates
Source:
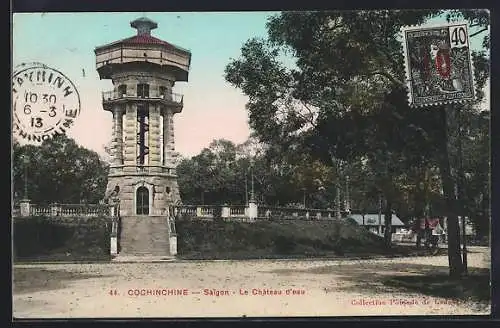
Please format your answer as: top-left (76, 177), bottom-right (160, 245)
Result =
top-left (400, 22), bottom-right (476, 107)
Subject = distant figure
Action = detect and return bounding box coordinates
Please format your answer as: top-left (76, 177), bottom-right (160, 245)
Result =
top-left (412, 216), bottom-right (439, 249)
top-left (434, 216), bottom-right (446, 243)
top-left (425, 217), bottom-right (440, 249)
top-left (104, 185), bottom-right (120, 203)
top-left (110, 185), bottom-right (120, 198)
top-left (411, 217), bottom-right (425, 248)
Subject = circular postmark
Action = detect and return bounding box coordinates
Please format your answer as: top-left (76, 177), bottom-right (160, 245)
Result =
top-left (12, 62), bottom-right (81, 142)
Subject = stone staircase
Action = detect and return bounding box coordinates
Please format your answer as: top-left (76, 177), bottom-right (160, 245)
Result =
top-left (118, 215), bottom-right (172, 257)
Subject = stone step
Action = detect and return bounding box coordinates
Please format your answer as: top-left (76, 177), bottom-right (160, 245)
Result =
top-left (112, 255), bottom-right (176, 262)
top-left (118, 215), bottom-right (172, 256)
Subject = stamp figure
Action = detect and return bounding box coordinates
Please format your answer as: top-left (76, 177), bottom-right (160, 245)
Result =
top-left (401, 22), bottom-right (475, 107)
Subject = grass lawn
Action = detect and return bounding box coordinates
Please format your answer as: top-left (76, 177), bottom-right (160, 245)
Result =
top-left (176, 218), bottom-right (441, 260)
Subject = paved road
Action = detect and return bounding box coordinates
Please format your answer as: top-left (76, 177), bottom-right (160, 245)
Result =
top-left (13, 247), bottom-right (490, 318)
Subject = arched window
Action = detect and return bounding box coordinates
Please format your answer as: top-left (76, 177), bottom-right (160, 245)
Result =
top-left (136, 186), bottom-right (149, 215)
top-left (137, 83), bottom-right (149, 98)
top-left (118, 84), bottom-right (127, 97)
top-left (159, 86), bottom-right (167, 98)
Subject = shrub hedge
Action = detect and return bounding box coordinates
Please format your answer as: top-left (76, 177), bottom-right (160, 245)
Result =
top-left (176, 218), bottom-right (387, 260)
top-left (13, 216), bottom-right (112, 261)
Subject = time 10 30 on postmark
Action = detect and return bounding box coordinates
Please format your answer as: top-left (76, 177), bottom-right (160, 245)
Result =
top-left (12, 62), bottom-right (81, 142)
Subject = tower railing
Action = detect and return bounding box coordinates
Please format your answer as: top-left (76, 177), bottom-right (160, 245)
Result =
top-left (102, 90), bottom-right (183, 104)
top-left (108, 165), bottom-right (176, 175)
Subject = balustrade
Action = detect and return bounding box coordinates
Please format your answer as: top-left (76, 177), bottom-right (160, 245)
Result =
top-left (200, 206), bottom-right (215, 217)
top-left (102, 90), bottom-right (183, 104)
top-left (17, 203), bottom-right (117, 218)
top-left (229, 206), bottom-right (246, 217)
top-left (109, 165), bottom-right (174, 175)
top-left (15, 201), bottom-right (339, 222)
top-left (172, 204), bottom-right (338, 221)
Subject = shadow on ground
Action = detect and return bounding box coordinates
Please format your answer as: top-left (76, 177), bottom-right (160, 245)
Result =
top-left (268, 262), bottom-right (490, 303)
top-left (13, 267), bottom-right (115, 294)
top-left (178, 244), bottom-right (450, 261)
top-left (14, 253), bottom-right (112, 263)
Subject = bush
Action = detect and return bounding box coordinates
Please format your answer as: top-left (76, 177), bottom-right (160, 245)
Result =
top-left (274, 235), bottom-right (296, 254)
top-left (13, 216), bottom-right (112, 261)
top-left (176, 218), bottom-right (388, 260)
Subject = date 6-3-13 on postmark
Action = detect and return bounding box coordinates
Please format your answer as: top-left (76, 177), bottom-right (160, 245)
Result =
top-left (12, 62), bottom-right (81, 142)
top-left (401, 22), bottom-right (476, 107)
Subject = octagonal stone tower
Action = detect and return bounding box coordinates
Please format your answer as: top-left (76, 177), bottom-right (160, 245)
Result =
top-left (95, 17), bottom-right (191, 219)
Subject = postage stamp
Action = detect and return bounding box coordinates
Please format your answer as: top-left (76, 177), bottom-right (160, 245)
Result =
top-left (12, 62), bottom-right (81, 142)
top-left (400, 22), bottom-right (476, 107)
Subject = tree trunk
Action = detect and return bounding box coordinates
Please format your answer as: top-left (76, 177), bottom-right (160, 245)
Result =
top-left (384, 199), bottom-right (392, 249)
top-left (439, 106), bottom-right (464, 278)
top-left (330, 155), bottom-right (342, 220)
top-left (335, 183), bottom-right (341, 220)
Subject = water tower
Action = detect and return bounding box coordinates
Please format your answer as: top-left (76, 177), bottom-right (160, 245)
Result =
top-left (95, 17), bottom-right (191, 256)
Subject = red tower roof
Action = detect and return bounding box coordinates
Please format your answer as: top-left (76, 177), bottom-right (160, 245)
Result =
top-left (121, 34), bottom-right (174, 46)
top-left (95, 17), bottom-right (190, 54)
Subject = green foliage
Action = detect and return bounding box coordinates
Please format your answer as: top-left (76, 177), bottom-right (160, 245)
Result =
top-left (224, 10), bottom-right (490, 244)
top-left (460, 110), bottom-right (490, 236)
top-left (12, 134), bottom-right (109, 204)
top-left (13, 216), bottom-right (112, 261)
top-left (177, 139), bottom-right (247, 205)
top-left (176, 138), bottom-right (342, 207)
top-left (176, 219), bottom-right (388, 260)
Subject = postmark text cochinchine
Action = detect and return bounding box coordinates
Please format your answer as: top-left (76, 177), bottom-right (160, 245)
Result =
top-left (12, 63), bottom-right (81, 142)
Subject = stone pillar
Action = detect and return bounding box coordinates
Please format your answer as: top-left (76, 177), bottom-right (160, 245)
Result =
top-left (50, 203), bottom-right (60, 216)
top-left (123, 104), bottom-right (137, 168)
top-left (248, 201), bottom-right (258, 221)
top-left (163, 109), bottom-right (170, 166)
top-left (112, 106), bottom-right (124, 166)
top-left (110, 204), bottom-right (117, 217)
top-left (163, 109), bottom-right (175, 167)
top-left (167, 214), bottom-right (177, 255)
top-left (19, 199), bottom-right (31, 217)
top-left (110, 218), bottom-right (118, 256)
top-left (169, 235), bottom-right (177, 256)
top-left (148, 105), bottom-right (162, 167)
top-left (111, 236), bottom-right (118, 256)
top-left (168, 114), bottom-right (175, 160)
top-left (221, 206), bottom-right (230, 218)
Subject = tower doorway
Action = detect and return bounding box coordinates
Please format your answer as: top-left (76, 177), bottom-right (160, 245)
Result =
top-left (136, 186), bottom-right (149, 215)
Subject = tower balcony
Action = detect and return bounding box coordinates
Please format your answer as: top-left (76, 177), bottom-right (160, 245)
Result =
top-left (108, 165), bottom-right (177, 177)
top-left (102, 90), bottom-right (183, 112)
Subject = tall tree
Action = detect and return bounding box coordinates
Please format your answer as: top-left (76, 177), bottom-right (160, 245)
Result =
top-left (12, 135), bottom-right (109, 204)
top-left (225, 9), bottom-right (489, 277)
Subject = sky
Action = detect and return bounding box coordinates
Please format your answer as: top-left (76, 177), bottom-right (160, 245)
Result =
top-left (12, 12), bottom-right (276, 157)
top-left (12, 11), bottom-right (490, 158)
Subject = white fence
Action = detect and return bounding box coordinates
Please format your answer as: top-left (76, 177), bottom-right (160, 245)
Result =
top-left (174, 204), bottom-right (339, 222)
top-left (13, 202), bottom-right (118, 218)
top-left (13, 201), bottom-right (342, 222)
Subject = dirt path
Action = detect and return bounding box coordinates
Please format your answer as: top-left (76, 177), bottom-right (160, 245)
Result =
top-left (13, 247), bottom-right (490, 318)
